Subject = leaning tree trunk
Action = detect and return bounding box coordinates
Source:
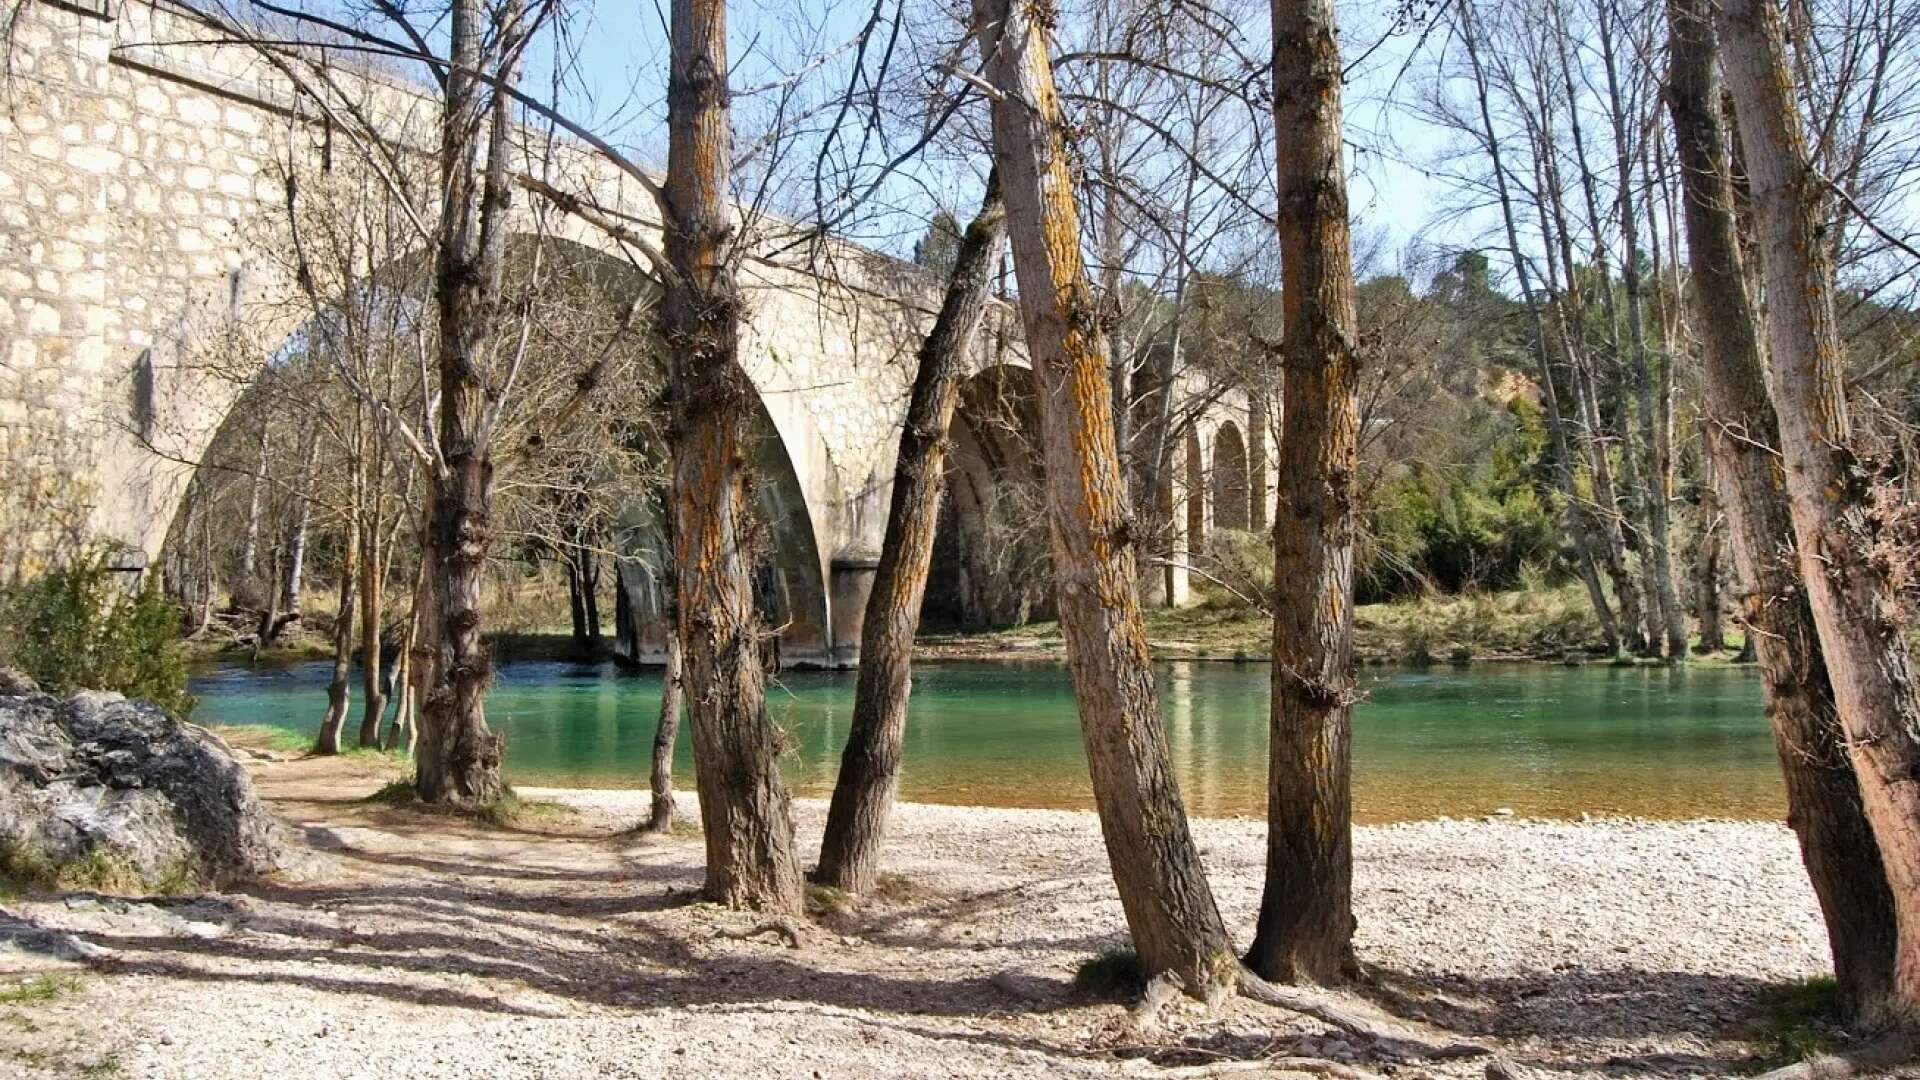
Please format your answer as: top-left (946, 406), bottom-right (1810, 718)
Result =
top-left (1720, 0), bottom-right (1920, 1020)
top-left (1247, 0), bottom-right (1361, 986)
top-left (973, 0), bottom-right (1233, 995)
top-left (357, 501), bottom-right (389, 749)
top-left (283, 431), bottom-right (318, 620)
top-left (413, 0), bottom-right (520, 807)
top-left (662, 0), bottom-right (802, 913)
top-left (815, 173), bottom-right (1007, 893)
top-left (646, 630), bottom-right (684, 833)
top-left (1667, 0), bottom-right (1895, 1013)
top-left (316, 525), bottom-right (361, 756)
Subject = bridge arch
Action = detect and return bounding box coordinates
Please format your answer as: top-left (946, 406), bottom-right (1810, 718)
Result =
top-left (1211, 420), bottom-right (1250, 532)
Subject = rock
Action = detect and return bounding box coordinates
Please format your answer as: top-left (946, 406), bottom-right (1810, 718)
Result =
top-left (0, 686), bottom-right (283, 890)
top-left (0, 668), bottom-right (38, 695)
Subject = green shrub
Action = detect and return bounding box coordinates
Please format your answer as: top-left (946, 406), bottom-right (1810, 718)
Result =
top-left (0, 552), bottom-right (193, 716)
top-left (1073, 947), bottom-right (1146, 999)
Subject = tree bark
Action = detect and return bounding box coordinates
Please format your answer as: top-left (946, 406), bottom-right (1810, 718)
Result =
top-left (663, 0), bottom-right (803, 913)
top-left (316, 526), bottom-right (360, 756)
top-left (816, 173), bottom-right (1007, 893)
top-left (973, 0), bottom-right (1232, 995)
top-left (1246, 0), bottom-right (1361, 986)
top-left (413, 0), bottom-right (520, 807)
top-left (647, 630), bottom-right (683, 833)
top-left (1719, 0), bottom-right (1920, 1020)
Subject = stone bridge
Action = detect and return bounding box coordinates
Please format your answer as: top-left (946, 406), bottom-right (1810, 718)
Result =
top-left (0, 0), bottom-right (1273, 667)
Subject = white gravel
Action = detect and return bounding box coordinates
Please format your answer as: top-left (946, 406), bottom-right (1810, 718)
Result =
top-left (0, 757), bottom-right (1847, 1079)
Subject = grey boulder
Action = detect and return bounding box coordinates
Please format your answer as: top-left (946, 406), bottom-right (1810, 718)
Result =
top-left (0, 682), bottom-right (282, 890)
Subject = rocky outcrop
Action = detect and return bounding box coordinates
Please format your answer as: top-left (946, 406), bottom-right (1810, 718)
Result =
top-left (0, 678), bottom-right (281, 890)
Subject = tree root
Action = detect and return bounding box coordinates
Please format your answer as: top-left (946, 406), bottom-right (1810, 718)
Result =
top-left (1753, 1033), bottom-right (1917, 1080)
top-left (1123, 966), bottom-right (1486, 1061)
top-left (1235, 968), bottom-right (1489, 1061)
top-left (1121, 1056), bottom-right (1384, 1079)
top-left (712, 916), bottom-right (805, 948)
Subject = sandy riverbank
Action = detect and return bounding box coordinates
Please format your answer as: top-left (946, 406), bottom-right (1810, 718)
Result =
top-left (0, 752), bottom-right (1843, 1078)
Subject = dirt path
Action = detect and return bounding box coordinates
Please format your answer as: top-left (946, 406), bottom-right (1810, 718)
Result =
top-left (0, 752), bottom-right (1851, 1078)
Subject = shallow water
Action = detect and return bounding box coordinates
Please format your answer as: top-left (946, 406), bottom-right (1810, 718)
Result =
top-left (189, 658), bottom-right (1779, 823)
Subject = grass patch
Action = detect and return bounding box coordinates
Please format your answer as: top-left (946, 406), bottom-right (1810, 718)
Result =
top-left (870, 872), bottom-right (936, 906)
top-left (0, 840), bottom-right (193, 896)
top-left (363, 779), bottom-right (418, 807)
top-left (213, 725), bottom-right (312, 754)
top-left (0, 975), bottom-right (81, 1005)
top-left (474, 792), bottom-right (578, 828)
top-left (806, 882), bottom-right (856, 916)
top-left (1755, 975), bottom-right (1841, 1063)
top-left (1073, 947), bottom-right (1146, 1000)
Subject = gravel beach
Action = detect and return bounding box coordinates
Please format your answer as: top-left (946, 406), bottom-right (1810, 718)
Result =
top-left (0, 752), bottom-right (1853, 1078)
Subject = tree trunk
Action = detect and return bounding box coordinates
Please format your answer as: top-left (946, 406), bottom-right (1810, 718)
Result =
top-left (237, 423), bottom-right (269, 606)
top-left (413, 0), bottom-right (519, 807)
top-left (1693, 447), bottom-right (1726, 654)
top-left (1719, 0), bottom-right (1920, 1020)
top-left (283, 432), bottom-right (318, 619)
top-left (316, 528), bottom-right (360, 755)
top-left (647, 630), bottom-right (683, 833)
top-left (973, 0), bottom-right (1232, 995)
top-left (1667, 0), bottom-right (1896, 1013)
top-left (816, 173), bottom-right (1007, 893)
top-left (357, 506), bottom-right (388, 749)
top-left (663, 0), bottom-right (802, 913)
top-left (1247, 0), bottom-right (1361, 986)
top-left (388, 556), bottom-right (430, 753)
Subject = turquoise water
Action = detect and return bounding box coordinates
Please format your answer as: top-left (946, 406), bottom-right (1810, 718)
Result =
top-left (189, 659), bottom-right (1779, 822)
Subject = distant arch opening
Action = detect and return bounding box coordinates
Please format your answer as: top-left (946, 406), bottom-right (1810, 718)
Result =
top-left (921, 364), bottom-right (1056, 631)
top-left (1212, 421), bottom-right (1249, 532)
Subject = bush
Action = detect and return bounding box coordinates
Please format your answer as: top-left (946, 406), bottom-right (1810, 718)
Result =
top-left (0, 552), bottom-right (194, 716)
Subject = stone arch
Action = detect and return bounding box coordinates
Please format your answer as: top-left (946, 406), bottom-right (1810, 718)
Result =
top-left (153, 231), bottom-right (837, 667)
top-left (1211, 421), bottom-right (1250, 532)
top-left (921, 363), bottom-right (1054, 630)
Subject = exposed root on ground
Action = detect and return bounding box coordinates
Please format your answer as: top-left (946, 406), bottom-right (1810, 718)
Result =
top-left (1754, 1032), bottom-right (1917, 1080)
top-left (1235, 968), bottom-right (1489, 1060)
top-left (1120, 967), bottom-right (1487, 1063)
top-left (1121, 1056), bottom-right (1384, 1079)
top-left (712, 916), bottom-right (805, 948)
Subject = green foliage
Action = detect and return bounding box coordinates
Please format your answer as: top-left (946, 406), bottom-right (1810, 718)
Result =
top-left (1755, 976), bottom-right (1840, 1063)
top-left (1362, 399), bottom-right (1557, 602)
top-left (1073, 947), bottom-right (1146, 1000)
top-left (0, 552), bottom-right (193, 716)
top-left (0, 975), bottom-right (81, 1005)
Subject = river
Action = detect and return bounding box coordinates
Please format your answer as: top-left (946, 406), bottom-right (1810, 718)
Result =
top-left (189, 659), bottom-right (1779, 822)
